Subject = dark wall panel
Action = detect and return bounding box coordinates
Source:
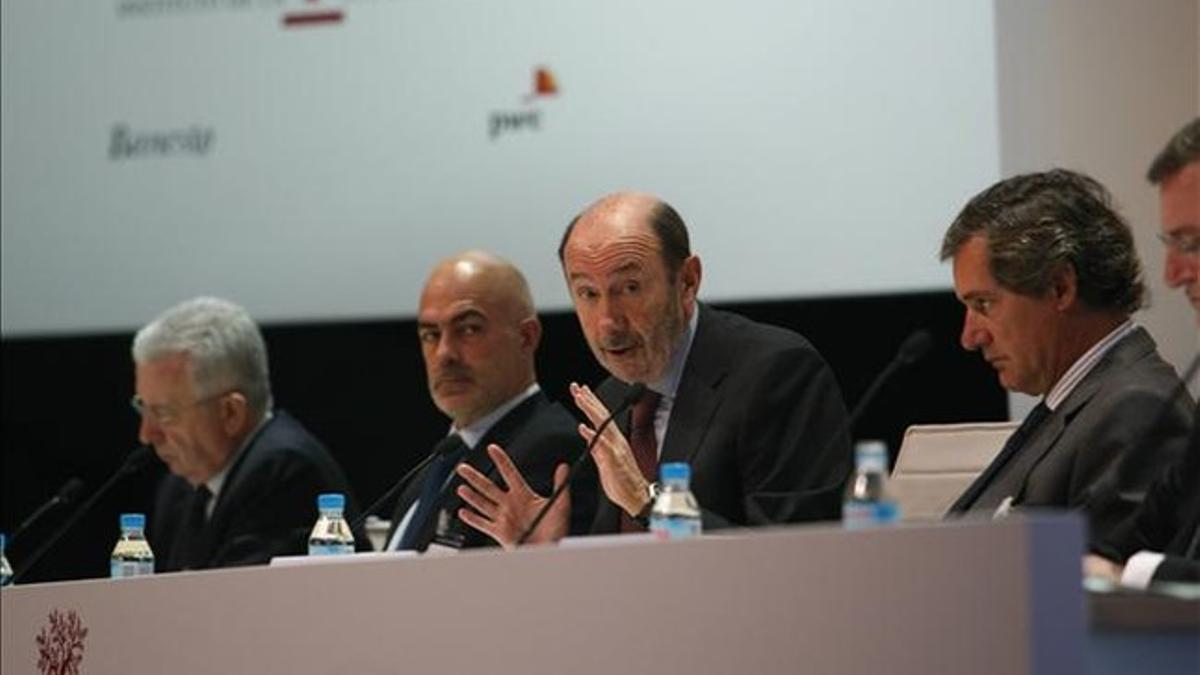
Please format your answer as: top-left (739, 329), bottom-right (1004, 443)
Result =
top-left (1, 291), bottom-right (1005, 582)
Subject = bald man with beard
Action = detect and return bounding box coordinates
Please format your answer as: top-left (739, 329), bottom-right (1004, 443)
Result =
top-left (382, 251), bottom-right (596, 552)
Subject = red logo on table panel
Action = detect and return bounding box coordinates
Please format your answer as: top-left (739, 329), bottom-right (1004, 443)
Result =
top-left (36, 609), bottom-right (88, 675)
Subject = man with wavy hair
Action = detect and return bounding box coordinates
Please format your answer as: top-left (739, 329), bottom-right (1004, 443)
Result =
top-left (941, 169), bottom-right (1193, 545)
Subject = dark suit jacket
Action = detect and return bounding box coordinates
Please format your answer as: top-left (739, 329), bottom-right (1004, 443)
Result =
top-left (955, 328), bottom-right (1194, 545)
top-left (592, 305), bottom-right (851, 532)
top-left (150, 410), bottom-right (366, 571)
top-left (1095, 402), bottom-right (1200, 583)
top-left (386, 391), bottom-right (596, 551)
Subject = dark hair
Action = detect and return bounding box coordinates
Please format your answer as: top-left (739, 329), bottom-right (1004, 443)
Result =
top-left (940, 169), bottom-right (1144, 314)
top-left (1147, 117), bottom-right (1200, 185)
top-left (558, 198), bottom-right (691, 276)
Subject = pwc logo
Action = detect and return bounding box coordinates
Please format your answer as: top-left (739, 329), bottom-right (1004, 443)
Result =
top-left (489, 66), bottom-right (559, 141)
top-left (526, 67), bottom-right (559, 101)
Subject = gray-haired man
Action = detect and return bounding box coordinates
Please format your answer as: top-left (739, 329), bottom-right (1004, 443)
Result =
top-left (132, 296), bottom-right (364, 570)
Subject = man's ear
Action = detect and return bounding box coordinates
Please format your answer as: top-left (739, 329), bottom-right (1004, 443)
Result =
top-left (220, 392), bottom-right (250, 436)
top-left (519, 316), bottom-right (542, 354)
top-left (1051, 263), bottom-right (1079, 311)
top-left (678, 255), bottom-right (702, 308)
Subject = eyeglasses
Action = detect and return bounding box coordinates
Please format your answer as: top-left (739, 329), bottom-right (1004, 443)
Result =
top-left (130, 390), bottom-right (235, 425)
top-left (1157, 230), bottom-right (1200, 256)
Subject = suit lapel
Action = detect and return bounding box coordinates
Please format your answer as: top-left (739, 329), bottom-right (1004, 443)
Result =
top-left (460, 393), bottom-right (549, 487)
top-left (1012, 329), bottom-right (1152, 502)
top-left (193, 413), bottom-right (277, 565)
top-left (660, 306), bottom-right (728, 465)
top-left (1007, 408), bottom-right (1068, 503)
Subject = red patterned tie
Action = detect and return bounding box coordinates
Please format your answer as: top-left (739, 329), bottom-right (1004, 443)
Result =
top-left (620, 388), bottom-right (661, 532)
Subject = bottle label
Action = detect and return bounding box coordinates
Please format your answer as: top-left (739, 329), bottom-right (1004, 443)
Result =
top-left (308, 543), bottom-right (354, 556)
top-left (873, 501), bottom-right (900, 524)
top-left (843, 500), bottom-right (900, 530)
top-left (649, 515), bottom-right (702, 540)
top-left (110, 559), bottom-right (154, 578)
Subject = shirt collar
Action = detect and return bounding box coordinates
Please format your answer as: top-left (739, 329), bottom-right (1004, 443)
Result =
top-left (453, 383), bottom-right (541, 449)
top-left (1044, 320), bottom-right (1136, 411)
top-left (647, 304), bottom-right (700, 401)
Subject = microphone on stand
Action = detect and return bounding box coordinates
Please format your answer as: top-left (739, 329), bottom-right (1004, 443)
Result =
top-left (13, 446), bottom-right (157, 583)
top-left (9, 477), bottom-right (85, 546)
top-left (516, 383), bottom-right (647, 545)
top-left (846, 329), bottom-right (933, 432)
top-left (350, 435), bottom-right (466, 532)
top-left (776, 329), bottom-right (935, 519)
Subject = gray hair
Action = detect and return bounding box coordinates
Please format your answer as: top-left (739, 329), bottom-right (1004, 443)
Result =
top-left (940, 169), bottom-right (1144, 314)
top-left (132, 296), bottom-right (273, 416)
top-left (1147, 117), bottom-right (1200, 185)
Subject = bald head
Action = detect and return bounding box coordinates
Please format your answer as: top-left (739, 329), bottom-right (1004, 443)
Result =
top-left (418, 250), bottom-right (541, 428)
top-left (559, 192), bottom-right (692, 277)
top-left (422, 250), bottom-right (535, 324)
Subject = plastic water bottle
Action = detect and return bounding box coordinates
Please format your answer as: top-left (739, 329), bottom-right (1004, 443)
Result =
top-left (843, 440), bottom-right (901, 530)
top-left (649, 462), bottom-right (702, 540)
top-left (110, 513), bottom-right (155, 578)
top-left (1, 532), bottom-right (14, 586)
top-left (308, 493), bottom-right (355, 556)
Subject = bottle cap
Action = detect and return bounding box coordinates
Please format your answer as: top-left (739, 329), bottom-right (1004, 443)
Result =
top-left (317, 493), bottom-right (345, 511)
top-left (659, 462), bottom-right (691, 482)
top-left (854, 440), bottom-right (888, 469)
top-left (120, 513), bottom-right (146, 530)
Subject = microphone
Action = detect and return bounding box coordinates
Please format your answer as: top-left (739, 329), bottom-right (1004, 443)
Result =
top-left (516, 382), bottom-right (647, 545)
top-left (9, 477), bottom-right (85, 546)
top-left (13, 446), bottom-right (157, 583)
top-left (846, 329), bottom-right (933, 431)
top-left (774, 329), bottom-right (935, 519)
top-left (350, 434), bottom-right (464, 532)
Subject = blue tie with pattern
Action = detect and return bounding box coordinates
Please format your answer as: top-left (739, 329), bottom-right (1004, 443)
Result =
top-left (397, 434), bottom-right (468, 551)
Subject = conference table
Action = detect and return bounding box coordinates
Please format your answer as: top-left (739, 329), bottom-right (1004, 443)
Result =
top-left (1, 515), bottom-right (1195, 674)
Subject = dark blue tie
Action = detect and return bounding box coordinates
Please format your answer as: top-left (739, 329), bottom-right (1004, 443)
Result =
top-left (398, 434), bottom-right (468, 550)
top-left (170, 485), bottom-right (212, 570)
top-left (949, 403), bottom-right (1052, 513)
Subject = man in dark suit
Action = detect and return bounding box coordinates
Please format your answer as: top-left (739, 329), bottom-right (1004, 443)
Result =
top-left (1086, 118), bottom-right (1200, 587)
top-left (383, 251), bottom-right (595, 552)
top-left (455, 193), bottom-right (850, 543)
top-left (941, 170), bottom-right (1193, 546)
top-left (134, 296), bottom-right (365, 571)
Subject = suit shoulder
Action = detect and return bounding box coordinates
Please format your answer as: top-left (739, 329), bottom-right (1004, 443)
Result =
top-left (702, 307), bottom-right (826, 367)
top-left (516, 400), bottom-right (584, 450)
top-left (236, 412), bottom-right (347, 482)
top-left (1091, 346), bottom-right (1192, 410)
top-left (530, 399), bottom-right (582, 432)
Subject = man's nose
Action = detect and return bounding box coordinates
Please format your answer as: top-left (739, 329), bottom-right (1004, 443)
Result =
top-left (596, 295), bottom-right (627, 333)
top-left (960, 312), bottom-right (990, 351)
top-left (1163, 248), bottom-right (1198, 288)
top-left (434, 332), bottom-right (460, 364)
top-left (138, 414), bottom-right (161, 446)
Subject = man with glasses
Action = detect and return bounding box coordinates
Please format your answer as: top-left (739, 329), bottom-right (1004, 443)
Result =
top-left (1086, 118), bottom-right (1200, 587)
top-left (133, 296), bottom-right (364, 571)
top-left (1153, 118), bottom-right (1200, 315)
top-left (941, 169), bottom-right (1193, 546)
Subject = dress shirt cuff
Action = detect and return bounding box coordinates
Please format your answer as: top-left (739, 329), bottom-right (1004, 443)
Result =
top-left (1120, 551), bottom-right (1165, 590)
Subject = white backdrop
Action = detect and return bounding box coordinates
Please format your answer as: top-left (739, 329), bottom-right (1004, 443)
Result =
top-left (1, 0), bottom-right (999, 336)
